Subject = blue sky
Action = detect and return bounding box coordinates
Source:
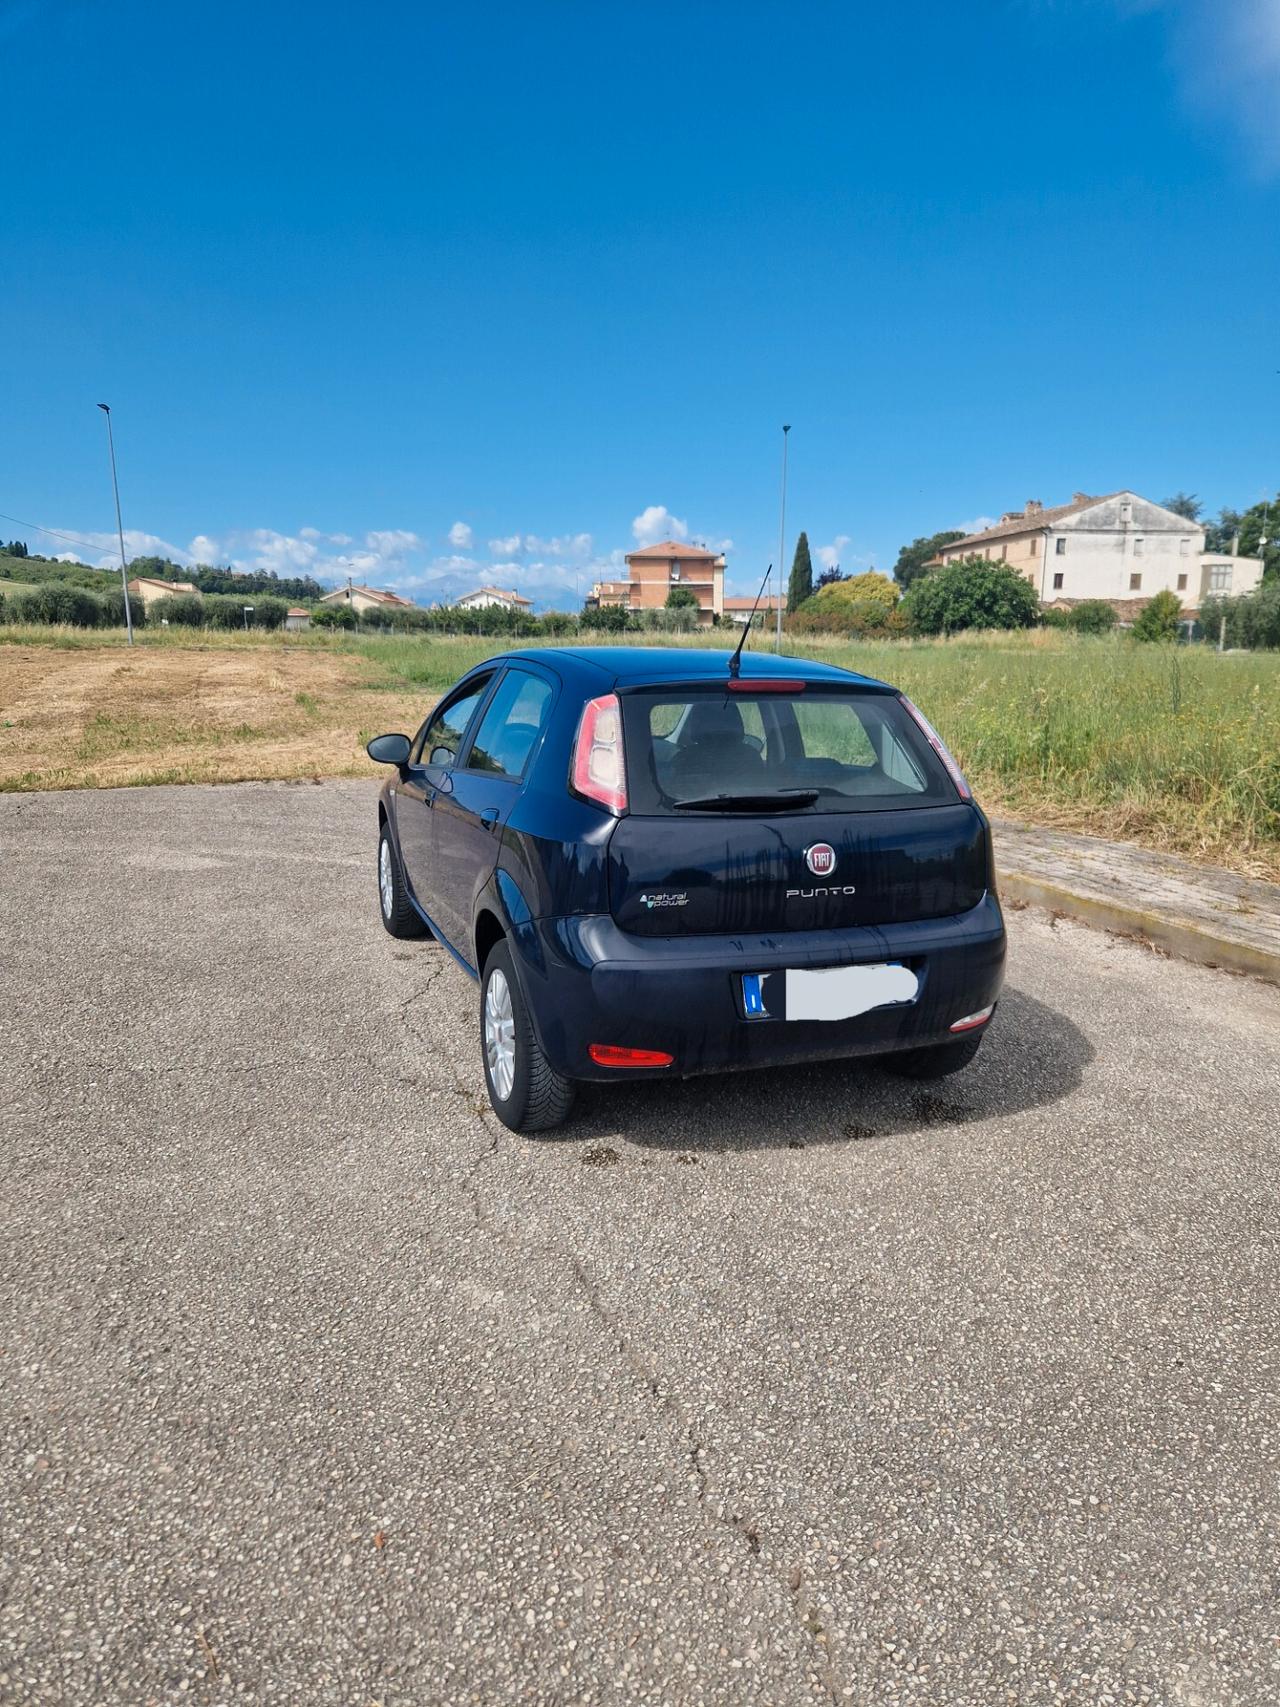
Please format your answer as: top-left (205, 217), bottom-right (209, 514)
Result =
top-left (2, 0), bottom-right (1278, 607)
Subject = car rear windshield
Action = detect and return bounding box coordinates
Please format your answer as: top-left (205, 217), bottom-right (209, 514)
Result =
top-left (620, 686), bottom-right (960, 815)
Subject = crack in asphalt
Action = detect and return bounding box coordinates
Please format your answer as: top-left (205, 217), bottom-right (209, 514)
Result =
top-left (395, 950), bottom-right (850, 1702)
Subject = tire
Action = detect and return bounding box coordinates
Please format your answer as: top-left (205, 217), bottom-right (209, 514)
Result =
top-left (480, 940), bottom-right (576, 1134)
top-left (378, 821), bottom-right (427, 940)
top-left (880, 1033), bottom-right (984, 1081)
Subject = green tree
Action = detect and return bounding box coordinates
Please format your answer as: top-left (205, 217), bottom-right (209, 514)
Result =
top-left (902, 556), bottom-right (1039, 636)
top-left (1066, 599), bottom-right (1117, 635)
top-left (1236, 497), bottom-right (1280, 583)
top-left (1204, 506), bottom-right (1243, 554)
top-left (786, 532), bottom-right (814, 614)
top-left (1203, 499), bottom-right (1280, 580)
top-left (892, 530), bottom-right (966, 592)
top-left (1201, 583), bottom-right (1280, 650)
top-left (1162, 492), bottom-right (1202, 521)
top-left (581, 602), bottom-right (630, 632)
top-left (1131, 589), bottom-right (1183, 643)
top-left (813, 569), bottom-right (898, 611)
top-left (665, 585), bottom-right (698, 610)
top-left (311, 603), bottom-right (357, 630)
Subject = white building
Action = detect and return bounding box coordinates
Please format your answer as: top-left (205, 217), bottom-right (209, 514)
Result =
top-left (933, 491), bottom-right (1263, 612)
top-left (456, 586), bottom-right (534, 613)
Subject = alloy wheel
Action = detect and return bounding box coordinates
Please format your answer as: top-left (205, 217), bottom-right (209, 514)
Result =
top-left (379, 836), bottom-right (394, 918)
top-left (484, 968), bottom-right (517, 1102)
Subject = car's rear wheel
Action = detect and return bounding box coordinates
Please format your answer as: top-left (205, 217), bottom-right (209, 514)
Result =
top-left (881, 1033), bottom-right (984, 1080)
top-left (378, 822), bottom-right (427, 939)
top-left (480, 941), bottom-right (575, 1134)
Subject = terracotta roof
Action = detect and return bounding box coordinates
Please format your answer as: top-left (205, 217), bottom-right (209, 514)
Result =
top-left (286, 607), bottom-right (309, 616)
top-left (460, 586), bottom-right (533, 606)
top-left (723, 594), bottom-right (784, 610)
top-left (626, 540), bottom-right (722, 560)
top-left (941, 493), bottom-right (1125, 551)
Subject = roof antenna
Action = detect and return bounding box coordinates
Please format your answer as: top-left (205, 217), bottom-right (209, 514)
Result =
top-left (727, 563), bottom-right (773, 678)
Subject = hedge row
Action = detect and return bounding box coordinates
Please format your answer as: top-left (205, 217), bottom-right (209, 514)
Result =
top-left (0, 587), bottom-right (294, 630)
top-left (0, 584), bottom-right (147, 628)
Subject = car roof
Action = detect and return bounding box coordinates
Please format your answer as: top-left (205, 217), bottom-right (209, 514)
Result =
top-left (500, 645), bottom-right (893, 692)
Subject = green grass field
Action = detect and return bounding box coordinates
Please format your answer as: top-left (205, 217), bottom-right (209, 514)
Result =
top-left (2, 621), bottom-right (1278, 877)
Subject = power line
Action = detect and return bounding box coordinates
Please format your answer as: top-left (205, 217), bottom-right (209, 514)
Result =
top-left (0, 511), bottom-right (116, 556)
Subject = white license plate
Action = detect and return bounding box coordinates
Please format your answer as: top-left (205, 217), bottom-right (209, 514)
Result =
top-left (744, 963), bottom-right (919, 1022)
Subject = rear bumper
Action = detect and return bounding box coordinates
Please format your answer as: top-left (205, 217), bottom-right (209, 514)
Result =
top-left (508, 894), bottom-right (1007, 1082)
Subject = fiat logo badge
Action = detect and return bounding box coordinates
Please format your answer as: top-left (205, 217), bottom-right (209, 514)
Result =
top-left (804, 842), bottom-right (836, 877)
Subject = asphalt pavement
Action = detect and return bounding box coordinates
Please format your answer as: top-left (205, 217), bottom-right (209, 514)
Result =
top-left (2, 780), bottom-right (1278, 1706)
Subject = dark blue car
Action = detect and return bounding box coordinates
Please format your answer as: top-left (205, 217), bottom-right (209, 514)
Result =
top-left (367, 646), bottom-right (1005, 1133)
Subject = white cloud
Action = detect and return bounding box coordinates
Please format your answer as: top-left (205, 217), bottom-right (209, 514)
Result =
top-left (1117, 0), bottom-right (1280, 173)
top-left (631, 505), bottom-right (688, 547)
top-left (448, 520), bottom-right (473, 548)
top-left (524, 531), bottom-right (594, 558)
top-left (816, 534), bottom-right (852, 571)
top-left (188, 534), bottom-right (221, 564)
top-left (45, 528), bottom-right (193, 570)
top-left (489, 534), bottom-right (523, 556)
top-left (364, 529), bottom-right (422, 558)
top-left (298, 526), bottom-right (352, 545)
top-left (957, 515), bottom-right (996, 536)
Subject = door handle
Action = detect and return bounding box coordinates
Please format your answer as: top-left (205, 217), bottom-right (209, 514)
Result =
top-left (480, 808), bottom-right (500, 833)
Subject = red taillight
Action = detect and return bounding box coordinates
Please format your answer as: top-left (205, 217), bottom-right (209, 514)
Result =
top-left (571, 693), bottom-right (627, 813)
top-left (899, 695), bottom-right (972, 802)
top-left (949, 1005), bottom-right (994, 1033)
top-left (727, 678), bottom-right (806, 694)
top-left (589, 1044), bottom-right (674, 1069)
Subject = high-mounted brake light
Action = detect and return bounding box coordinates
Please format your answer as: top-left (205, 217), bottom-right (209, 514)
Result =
top-left (898, 695), bottom-right (973, 802)
top-left (589, 1044), bottom-right (674, 1068)
top-left (571, 693), bottom-right (627, 813)
top-left (949, 1005), bottom-right (994, 1033)
top-left (727, 678), bottom-right (806, 694)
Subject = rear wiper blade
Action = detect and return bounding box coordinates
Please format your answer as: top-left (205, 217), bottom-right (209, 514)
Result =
top-left (672, 789), bottom-right (820, 811)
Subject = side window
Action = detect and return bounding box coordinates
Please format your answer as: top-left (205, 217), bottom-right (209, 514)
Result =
top-left (418, 680), bottom-right (490, 769)
top-left (465, 669), bottom-right (554, 778)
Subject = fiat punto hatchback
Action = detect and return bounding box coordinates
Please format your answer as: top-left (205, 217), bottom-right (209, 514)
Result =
top-left (367, 647), bottom-right (1005, 1133)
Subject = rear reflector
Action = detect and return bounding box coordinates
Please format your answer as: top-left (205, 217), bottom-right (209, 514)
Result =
top-left (949, 1005), bottom-right (994, 1033)
top-left (727, 678), bottom-right (806, 694)
top-left (589, 1044), bottom-right (674, 1069)
top-left (571, 693), bottom-right (628, 814)
top-left (898, 695), bottom-right (973, 802)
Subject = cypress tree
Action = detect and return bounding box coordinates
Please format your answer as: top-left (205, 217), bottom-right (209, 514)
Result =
top-left (787, 531), bottom-right (814, 614)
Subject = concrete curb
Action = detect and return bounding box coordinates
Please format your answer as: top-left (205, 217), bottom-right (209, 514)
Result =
top-left (997, 868), bottom-right (1280, 986)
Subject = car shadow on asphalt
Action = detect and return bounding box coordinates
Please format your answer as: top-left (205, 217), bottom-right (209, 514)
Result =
top-left (564, 987), bottom-right (1093, 1151)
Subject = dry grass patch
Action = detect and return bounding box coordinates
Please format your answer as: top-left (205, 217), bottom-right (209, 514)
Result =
top-left (0, 643), bottom-right (427, 791)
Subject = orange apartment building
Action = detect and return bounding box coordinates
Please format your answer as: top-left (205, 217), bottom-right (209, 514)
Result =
top-left (591, 540), bottom-right (726, 626)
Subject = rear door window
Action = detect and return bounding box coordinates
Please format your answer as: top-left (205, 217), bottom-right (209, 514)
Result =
top-left (622, 688), bottom-right (956, 814)
top-left (463, 668), bottom-right (554, 779)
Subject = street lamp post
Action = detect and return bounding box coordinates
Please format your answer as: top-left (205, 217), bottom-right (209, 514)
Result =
top-left (97, 403), bottom-right (134, 645)
top-left (775, 424), bottom-right (791, 653)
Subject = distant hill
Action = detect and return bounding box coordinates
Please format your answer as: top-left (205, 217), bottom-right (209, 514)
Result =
top-left (0, 552), bottom-right (120, 594)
